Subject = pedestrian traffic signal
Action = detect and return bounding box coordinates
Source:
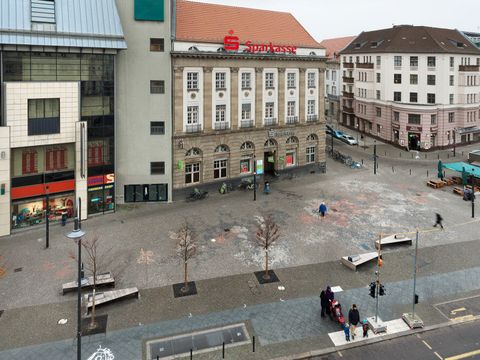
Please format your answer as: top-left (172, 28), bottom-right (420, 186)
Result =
top-left (369, 282), bottom-right (376, 298)
top-left (379, 284), bottom-right (385, 296)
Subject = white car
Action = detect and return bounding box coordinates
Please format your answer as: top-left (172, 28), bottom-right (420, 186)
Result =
top-left (341, 134), bottom-right (358, 145)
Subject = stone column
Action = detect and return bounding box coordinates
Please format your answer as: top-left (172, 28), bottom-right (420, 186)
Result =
top-left (318, 68), bottom-right (326, 125)
top-left (230, 67), bottom-right (239, 129)
top-left (203, 67), bottom-right (213, 131)
top-left (173, 66), bottom-right (184, 136)
top-left (277, 68), bottom-right (285, 125)
top-left (299, 68), bottom-right (306, 123)
top-left (255, 67), bottom-right (263, 128)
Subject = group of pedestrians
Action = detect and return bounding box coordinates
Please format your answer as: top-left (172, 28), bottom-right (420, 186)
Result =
top-left (320, 286), bottom-right (369, 342)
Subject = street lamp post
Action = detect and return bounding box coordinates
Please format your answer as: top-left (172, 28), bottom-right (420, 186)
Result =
top-left (253, 155), bottom-right (257, 201)
top-left (45, 186), bottom-right (50, 249)
top-left (65, 217), bottom-right (86, 360)
top-left (373, 140), bottom-right (377, 175)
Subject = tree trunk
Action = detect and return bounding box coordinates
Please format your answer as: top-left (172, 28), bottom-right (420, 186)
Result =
top-left (264, 249), bottom-right (270, 279)
top-left (182, 261), bottom-right (189, 292)
top-left (90, 264), bottom-right (97, 329)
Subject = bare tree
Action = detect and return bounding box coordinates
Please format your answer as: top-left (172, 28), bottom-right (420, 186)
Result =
top-left (81, 235), bottom-right (101, 329)
top-left (173, 220), bottom-right (197, 292)
top-left (255, 214), bottom-right (280, 280)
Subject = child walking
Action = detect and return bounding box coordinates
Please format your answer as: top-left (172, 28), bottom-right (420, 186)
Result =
top-left (343, 323), bottom-right (350, 342)
top-left (362, 320), bottom-right (369, 338)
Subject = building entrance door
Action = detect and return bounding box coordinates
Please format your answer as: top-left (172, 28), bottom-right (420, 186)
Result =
top-left (408, 132), bottom-right (421, 150)
top-left (264, 151), bottom-right (276, 175)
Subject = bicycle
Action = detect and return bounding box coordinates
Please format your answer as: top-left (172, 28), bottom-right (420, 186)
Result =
top-left (219, 182), bottom-right (234, 194)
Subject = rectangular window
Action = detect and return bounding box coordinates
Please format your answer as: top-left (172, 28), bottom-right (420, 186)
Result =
top-left (241, 103), bottom-right (251, 120)
top-left (410, 92), bottom-right (418, 103)
top-left (287, 73), bottom-right (296, 88)
top-left (187, 106), bottom-right (199, 124)
top-left (408, 114), bottom-right (421, 124)
top-left (394, 92), bottom-right (401, 102)
top-left (449, 75), bottom-right (454, 86)
top-left (150, 121), bottom-right (165, 135)
top-left (393, 111), bottom-right (400, 122)
top-left (326, 70), bottom-right (330, 80)
top-left (450, 57), bottom-right (455, 68)
top-left (448, 112), bottom-right (455, 123)
top-left (186, 72), bottom-right (199, 90)
top-left (22, 150), bottom-right (38, 175)
top-left (376, 56), bottom-right (381, 66)
top-left (307, 100), bottom-right (315, 115)
top-left (214, 159), bottom-right (227, 179)
top-left (332, 86), bottom-right (336, 95)
top-left (307, 72), bottom-right (316, 88)
top-left (431, 114), bottom-right (436, 125)
top-left (332, 70), bottom-right (337, 78)
top-left (151, 161), bottom-right (165, 175)
top-left (240, 158), bottom-right (251, 174)
top-left (376, 107), bottom-right (381, 117)
top-left (150, 80), bottom-right (165, 94)
top-left (185, 163), bottom-right (200, 184)
top-left (306, 146), bottom-right (315, 164)
top-left (449, 94), bottom-right (454, 104)
top-left (287, 101), bottom-right (296, 117)
top-left (427, 75), bottom-right (436, 85)
top-left (265, 72), bottom-right (274, 88)
top-left (241, 72), bottom-right (251, 89)
top-left (410, 74), bottom-right (418, 85)
top-left (215, 105), bottom-right (226, 122)
top-left (394, 56), bottom-right (402, 67)
top-left (28, 98), bottom-right (60, 136)
top-left (88, 141), bottom-right (105, 167)
top-left (376, 73), bottom-right (381, 83)
top-left (265, 102), bottom-right (274, 119)
top-left (394, 74), bottom-right (402, 84)
top-left (410, 56), bottom-right (418, 67)
top-left (45, 146), bottom-right (67, 171)
top-left (376, 90), bottom-right (381, 100)
top-left (427, 93), bottom-right (436, 104)
top-left (326, 84), bottom-right (330, 94)
top-left (427, 56), bottom-right (436, 67)
top-left (215, 72), bottom-right (226, 90)
top-left (377, 124), bottom-right (381, 133)
top-left (150, 38), bottom-right (164, 51)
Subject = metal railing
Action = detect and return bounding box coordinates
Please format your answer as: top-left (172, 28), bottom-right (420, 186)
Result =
top-left (264, 118), bottom-right (278, 126)
top-left (214, 122), bottom-right (230, 130)
top-left (306, 115), bottom-right (318, 123)
top-left (185, 124), bottom-right (202, 133)
top-left (286, 116), bottom-right (298, 124)
top-left (240, 119), bottom-right (254, 128)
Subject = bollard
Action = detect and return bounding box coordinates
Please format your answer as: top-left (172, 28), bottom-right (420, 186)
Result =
top-left (410, 169), bottom-right (412, 175)
top-left (392, 166), bottom-right (394, 173)
top-left (427, 170), bottom-right (429, 177)
top-left (190, 349), bottom-right (193, 359)
top-left (157, 356), bottom-right (159, 360)
top-left (253, 336), bottom-right (256, 352)
top-left (462, 151), bottom-right (464, 156)
top-left (222, 342), bottom-right (225, 358)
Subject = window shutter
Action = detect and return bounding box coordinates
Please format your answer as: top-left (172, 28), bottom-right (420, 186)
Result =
top-left (46, 149), bottom-right (52, 171)
top-left (61, 148), bottom-right (66, 169)
top-left (98, 144), bottom-right (103, 165)
top-left (22, 151), bottom-right (28, 174)
top-left (32, 151), bottom-right (38, 173)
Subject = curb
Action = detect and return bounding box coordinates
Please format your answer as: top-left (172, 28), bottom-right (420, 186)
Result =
top-left (271, 315), bottom-right (480, 360)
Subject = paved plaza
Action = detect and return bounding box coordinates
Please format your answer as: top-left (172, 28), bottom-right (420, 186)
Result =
top-left (0, 141), bottom-right (480, 359)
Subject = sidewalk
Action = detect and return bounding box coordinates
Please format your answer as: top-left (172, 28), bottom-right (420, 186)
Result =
top-left (1, 238), bottom-right (480, 359)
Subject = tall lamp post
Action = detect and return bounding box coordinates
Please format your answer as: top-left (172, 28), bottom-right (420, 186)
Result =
top-left (65, 217), bottom-right (85, 360)
top-left (45, 186), bottom-right (50, 249)
top-left (253, 155), bottom-right (257, 201)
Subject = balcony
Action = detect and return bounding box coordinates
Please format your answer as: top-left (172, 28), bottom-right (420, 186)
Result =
top-left (264, 118), bottom-right (278, 126)
top-left (342, 106), bottom-right (354, 114)
top-left (342, 76), bottom-right (354, 83)
top-left (214, 122), bottom-right (230, 130)
top-left (286, 116), bottom-right (298, 124)
top-left (342, 91), bottom-right (354, 99)
top-left (306, 115), bottom-right (318, 123)
top-left (343, 62), bottom-right (354, 68)
top-left (186, 124), bottom-right (202, 133)
top-left (356, 62), bottom-right (374, 69)
top-left (240, 119), bottom-right (254, 128)
top-left (459, 65), bottom-right (479, 72)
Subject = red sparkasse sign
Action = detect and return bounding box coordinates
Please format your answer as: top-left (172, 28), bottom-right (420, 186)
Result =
top-left (223, 30), bottom-right (297, 54)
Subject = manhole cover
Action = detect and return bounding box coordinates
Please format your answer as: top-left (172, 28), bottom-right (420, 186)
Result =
top-left (146, 323), bottom-right (249, 359)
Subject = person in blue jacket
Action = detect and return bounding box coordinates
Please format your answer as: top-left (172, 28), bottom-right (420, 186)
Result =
top-left (319, 202), bottom-right (327, 217)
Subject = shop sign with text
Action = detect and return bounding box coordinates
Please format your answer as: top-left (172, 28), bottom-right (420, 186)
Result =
top-left (224, 30), bottom-right (297, 54)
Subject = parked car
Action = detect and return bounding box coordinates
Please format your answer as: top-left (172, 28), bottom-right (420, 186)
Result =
top-left (332, 130), bottom-right (344, 139)
top-left (340, 134), bottom-right (358, 145)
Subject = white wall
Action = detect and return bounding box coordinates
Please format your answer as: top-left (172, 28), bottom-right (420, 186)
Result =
top-left (0, 127), bottom-right (11, 237)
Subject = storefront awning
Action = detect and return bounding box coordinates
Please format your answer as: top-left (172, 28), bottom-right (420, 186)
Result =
top-left (456, 127), bottom-right (480, 134)
top-left (443, 162), bottom-right (480, 178)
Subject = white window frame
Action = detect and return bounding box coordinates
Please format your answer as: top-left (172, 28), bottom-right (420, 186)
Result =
top-left (287, 101), bottom-right (296, 117)
top-left (307, 72), bottom-right (316, 88)
top-left (306, 146), bottom-right (315, 164)
top-left (214, 159), bottom-right (228, 179)
top-left (215, 105), bottom-right (226, 123)
top-left (187, 106), bottom-right (199, 124)
top-left (241, 103), bottom-right (251, 120)
top-left (265, 72), bottom-right (274, 88)
top-left (287, 72), bottom-right (296, 88)
top-left (241, 72), bottom-right (251, 89)
top-left (307, 100), bottom-right (315, 115)
top-left (185, 162), bottom-right (200, 184)
top-left (265, 102), bottom-right (274, 119)
top-left (187, 72), bottom-right (199, 90)
top-left (215, 72), bottom-right (226, 90)
top-left (394, 56), bottom-right (402, 67)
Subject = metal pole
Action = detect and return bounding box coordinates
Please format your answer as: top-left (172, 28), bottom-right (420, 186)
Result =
top-left (375, 234), bottom-right (381, 322)
top-left (412, 230), bottom-right (419, 317)
top-left (373, 142), bottom-right (377, 175)
top-left (78, 197), bottom-right (82, 229)
top-left (472, 190), bottom-right (475, 219)
top-left (253, 155), bottom-right (257, 202)
top-left (45, 189), bottom-right (49, 249)
top-left (77, 221), bottom-right (82, 360)
top-left (331, 132), bottom-right (334, 154)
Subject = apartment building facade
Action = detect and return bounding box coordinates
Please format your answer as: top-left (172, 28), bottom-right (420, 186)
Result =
top-left (0, 0), bottom-right (126, 236)
top-left (340, 26), bottom-right (480, 150)
top-left (115, 0), bottom-right (173, 204)
top-left (172, 1), bottom-right (327, 190)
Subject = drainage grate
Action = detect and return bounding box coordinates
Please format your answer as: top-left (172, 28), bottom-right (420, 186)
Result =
top-left (14, 267), bottom-right (23, 273)
top-left (146, 323), bottom-right (249, 359)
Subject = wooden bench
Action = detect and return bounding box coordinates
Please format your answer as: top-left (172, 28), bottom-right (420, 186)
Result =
top-left (62, 272), bottom-right (115, 295)
top-left (427, 180), bottom-right (445, 189)
top-left (83, 287), bottom-right (139, 313)
top-left (453, 187), bottom-right (464, 196)
top-left (375, 234), bottom-right (412, 249)
top-left (442, 178), bottom-right (455, 186)
top-left (341, 252), bottom-right (378, 271)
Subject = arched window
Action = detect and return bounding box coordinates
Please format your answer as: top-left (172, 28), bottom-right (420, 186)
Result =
top-left (214, 144), bottom-right (229, 153)
top-left (186, 148), bottom-right (202, 157)
top-left (264, 139), bottom-right (277, 147)
top-left (240, 141), bottom-right (254, 150)
top-left (188, 46), bottom-right (199, 52)
top-left (286, 136), bottom-right (299, 144)
top-left (307, 134), bottom-right (318, 141)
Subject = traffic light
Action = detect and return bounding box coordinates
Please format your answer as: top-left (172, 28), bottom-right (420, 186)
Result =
top-left (379, 284), bottom-right (385, 296)
top-left (369, 282), bottom-right (376, 298)
top-left (415, 294), bottom-right (419, 304)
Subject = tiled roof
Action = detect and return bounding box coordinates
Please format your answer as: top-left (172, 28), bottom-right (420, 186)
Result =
top-left (340, 25), bottom-right (480, 55)
top-left (176, 0), bottom-right (322, 49)
top-left (0, 0), bottom-right (126, 49)
top-left (319, 36), bottom-right (356, 59)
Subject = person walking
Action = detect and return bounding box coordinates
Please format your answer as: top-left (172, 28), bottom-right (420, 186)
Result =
top-left (433, 213), bottom-right (444, 229)
top-left (348, 304), bottom-right (360, 340)
top-left (325, 286), bottom-right (334, 317)
top-left (362, 319), bottom-right (369, 338)
top-left (319, 289), bottom-right (328, 318)
top-left (319, 202), bottom-right (327, 217)
top-left (343, 323), bottom-right (350, 342)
